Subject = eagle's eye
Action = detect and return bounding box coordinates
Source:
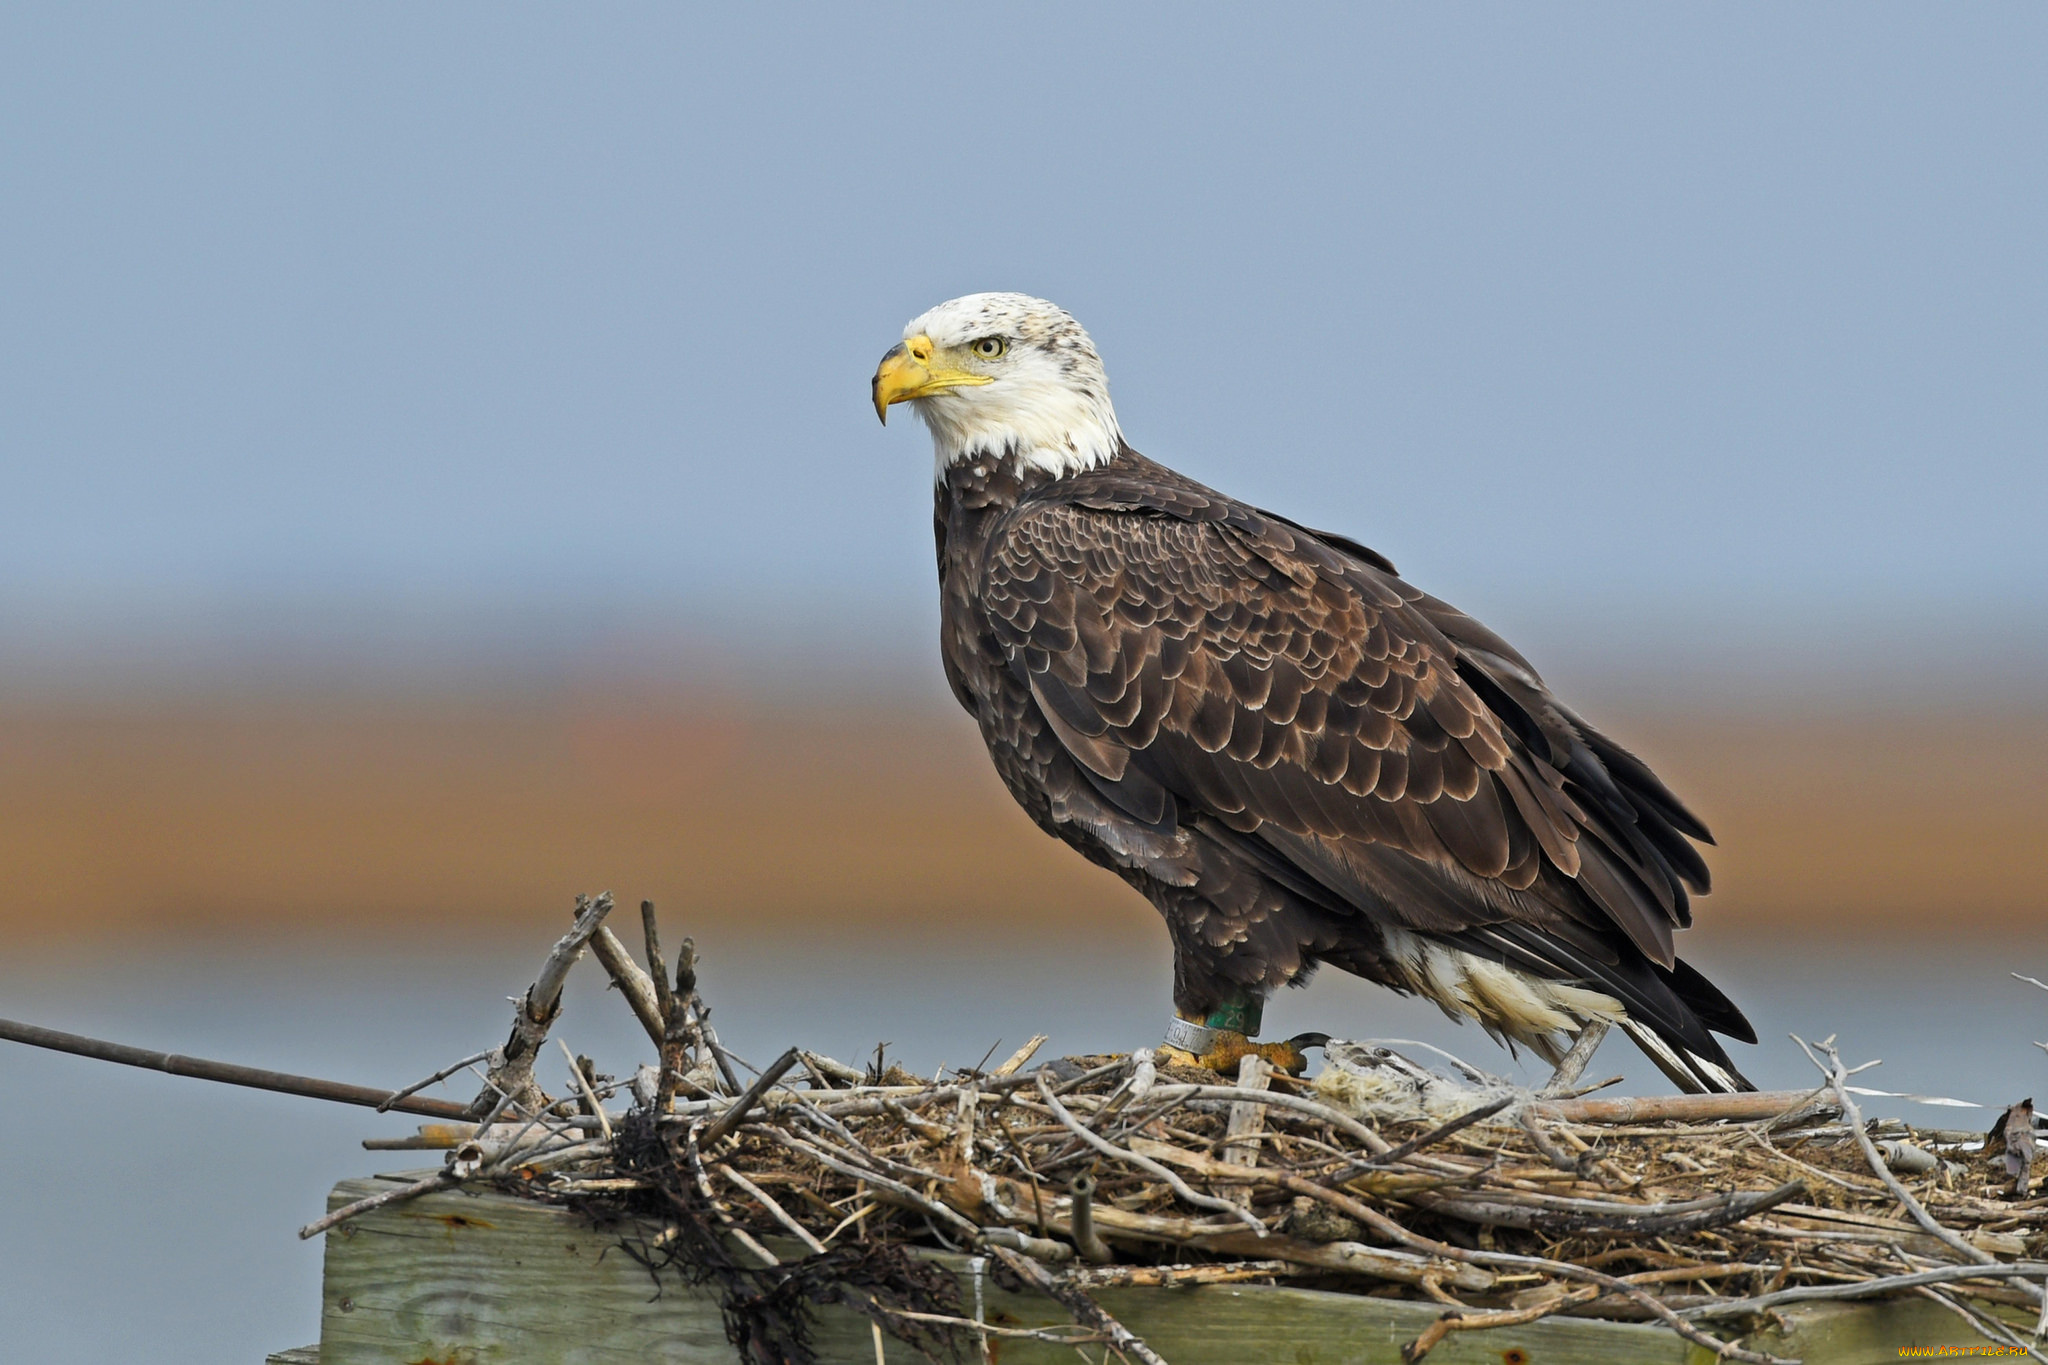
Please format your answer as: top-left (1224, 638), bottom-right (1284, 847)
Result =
top-left (970, 336), bottom-right (1008, 359)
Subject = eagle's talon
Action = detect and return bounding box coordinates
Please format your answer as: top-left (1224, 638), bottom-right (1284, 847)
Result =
top-left (1161, 1030), bottom-right (1317, 1076)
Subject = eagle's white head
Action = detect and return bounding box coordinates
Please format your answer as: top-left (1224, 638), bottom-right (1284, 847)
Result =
top-left (872, 292), bottom-right (1123, 481)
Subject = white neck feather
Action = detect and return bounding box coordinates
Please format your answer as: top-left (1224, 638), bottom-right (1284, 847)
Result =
top-left (917, 373), bottom-right (1122, 482)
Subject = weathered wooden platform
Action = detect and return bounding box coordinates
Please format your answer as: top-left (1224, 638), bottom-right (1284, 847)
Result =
top-left (272, 1174), bottom-right (2026, 1364)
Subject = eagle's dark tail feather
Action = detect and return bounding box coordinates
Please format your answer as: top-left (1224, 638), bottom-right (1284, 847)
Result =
top-left (1631, 954), bottom-right (1756, 1093)
top-left (1616, 1016), bottom-right (1755, 1095)
top-left (1460, 924), bottom-right (1755, 1094)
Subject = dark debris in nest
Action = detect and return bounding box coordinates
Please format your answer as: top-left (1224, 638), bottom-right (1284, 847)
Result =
top-left (591, 1107), bottom-right (969, 1365)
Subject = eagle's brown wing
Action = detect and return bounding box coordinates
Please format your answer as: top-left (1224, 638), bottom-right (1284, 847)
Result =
top-left (979, 459), bottom-right (1751, 1069)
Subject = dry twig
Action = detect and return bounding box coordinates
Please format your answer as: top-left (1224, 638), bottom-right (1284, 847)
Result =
top-left (471, 892), bottom-right (615, 1116)
top-left (987, 1244), bottom-right (1169, 1365)
top-left (299, 1172), bottom-right (456, 1241)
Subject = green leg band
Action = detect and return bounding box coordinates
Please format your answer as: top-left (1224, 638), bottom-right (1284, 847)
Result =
top-left (1202, 999), bottom-right (1263, 1038)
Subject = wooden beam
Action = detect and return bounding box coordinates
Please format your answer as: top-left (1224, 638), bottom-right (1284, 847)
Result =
top-left (312, 1176), bottom-right (1698, 1363)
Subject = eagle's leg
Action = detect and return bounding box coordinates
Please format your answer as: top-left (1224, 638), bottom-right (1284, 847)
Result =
top-left (1158, 999), bottom-right (1322, 1076)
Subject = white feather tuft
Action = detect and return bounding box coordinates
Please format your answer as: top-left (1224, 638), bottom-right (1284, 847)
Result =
top-left (1380, 926), bottom-right (1625, 1054)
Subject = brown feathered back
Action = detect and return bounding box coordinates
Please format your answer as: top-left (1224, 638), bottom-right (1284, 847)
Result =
top-left (937, 443), bottom-right (1753, 1090)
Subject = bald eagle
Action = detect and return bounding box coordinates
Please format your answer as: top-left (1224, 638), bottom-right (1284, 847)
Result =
top-left (873, 293), bottom-right (1754, 1092)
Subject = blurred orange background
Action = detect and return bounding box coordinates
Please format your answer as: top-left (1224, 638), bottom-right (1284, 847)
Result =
top-left (7, 685), bottom-right (2040, 950)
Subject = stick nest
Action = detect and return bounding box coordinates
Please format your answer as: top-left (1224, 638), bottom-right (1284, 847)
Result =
top-left (364, 896), bottom-right (2048, 1365)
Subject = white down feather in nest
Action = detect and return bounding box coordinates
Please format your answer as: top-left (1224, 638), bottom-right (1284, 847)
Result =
top-left (1313, 1040), bottom-right (1527, 1125)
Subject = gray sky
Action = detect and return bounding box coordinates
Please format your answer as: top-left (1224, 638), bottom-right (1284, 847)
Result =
top-left (2, 6), bottom-right (2042, 686)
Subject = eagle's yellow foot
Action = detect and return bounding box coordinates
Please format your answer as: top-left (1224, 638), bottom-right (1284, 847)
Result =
top-left (1163, 1035), bottom-right (1318, 1080)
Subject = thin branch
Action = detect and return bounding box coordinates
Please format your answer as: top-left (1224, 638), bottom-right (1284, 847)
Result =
top-left (699, 1018), bottom-right (744, 1097)
top-left (377, 1050), bottom-right (493, 1113)
top-left (802, 1051), bottom-right (867, 1086)
top-left (557, 1040), bottom-right (612, 1141)
top-left (882, 1308), bottom-right (1107, 1347)
top-left (1414, 1179), bottom-right (1807, 1237)
top-left (671, 934), bottom-right (744, 1096)
top-left (991, 1036), bottom-right (1049, 1077)
top-left (1322, 1096), bottom-right (1513, 1185)
top-left (588, 926), bottom-right (665, 1049)
top-left (0, 1016), bottom-right (470, 1119)
top-left (677, 1121), bottom-right (778, 1269)
top-left (1402, 1286), bottom-right (1603, 1362)
top-left (1913, 1284), bottom-right (2048, 1364)
top-left (1540, 1017), bottom-right (1611, 1096)
top-left (700, 1048), bottom-right (803, 1147)
top-left (985, 1245), bottom-right (1168, 1365)
top-left (1533, 1087), bottom-right (1836, 1126)
top-left (1519, 1108), bottom-right (1582, 1173)
top-left (641, 898), bottom-right (674, 1022)
top-left (1137, 1083), bottom-right (1391, 1152)
top-left (1065, 1261), bottom-right (1290, 1289)
top-left (299, 1172), bottom-right (455, 1240)
top-left (1684, 1260), bottom-right (2048, 1319)
top-left (717, 1163), bottom-right (827, 1255)
top-left (747, 1124), bottom-right (983, 1241)
top-left (641, 901), bottom-right (695, 1116)
top-left (1037, 1075), bottom-right (1264, 1231)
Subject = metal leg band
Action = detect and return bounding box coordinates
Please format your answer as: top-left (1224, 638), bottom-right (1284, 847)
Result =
top-left (1162, 1017), bottom-right (1217, 1054)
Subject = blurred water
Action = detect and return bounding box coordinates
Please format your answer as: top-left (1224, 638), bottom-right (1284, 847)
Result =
top-left (1, 933), bottom-right (2043, 1363)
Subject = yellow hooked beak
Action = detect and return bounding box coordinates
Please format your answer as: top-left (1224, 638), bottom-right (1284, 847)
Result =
top-left (871, 334), bottom-right (992, 424)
